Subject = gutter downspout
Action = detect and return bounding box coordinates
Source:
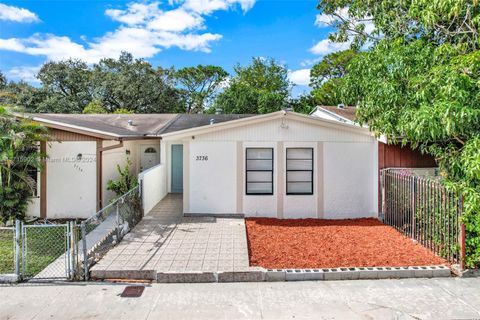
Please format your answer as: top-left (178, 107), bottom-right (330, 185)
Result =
top-left (96, 140), bottom-right (124, 211)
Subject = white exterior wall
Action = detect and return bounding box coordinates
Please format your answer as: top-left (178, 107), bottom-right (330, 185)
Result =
top-left (188, 141), bottom-right (237, 214)
top-left (180, 117), bottom-right (378, 219)
top-left (46, 141), bottom-right (97, 219)
top-left (138, 163), bottom-right (167, 214)
top-left (323, 142), bottom-right (378, 218)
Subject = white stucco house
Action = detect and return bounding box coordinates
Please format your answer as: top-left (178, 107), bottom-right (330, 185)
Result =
top-left (25, 110), bottom-right (380, 220)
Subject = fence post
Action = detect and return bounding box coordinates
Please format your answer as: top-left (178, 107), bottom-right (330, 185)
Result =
top-left (68, 221), bottom-right (76, 280)
top-left (411, 177), bottom-right (416, 239)
top-left (460, 196), bottom-right (466, 270)
top-left (115, 202), bottom-right (120, 242)
top-left (81, 221), bottom-right (89, 281)
top-left (380, 170), bottom-right (386, 220)
top-left (14, 220), bottom-right (21, 279)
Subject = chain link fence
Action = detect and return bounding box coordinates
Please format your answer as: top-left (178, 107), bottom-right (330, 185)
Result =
top-left (22, 223), bottom-right (75, 280)
top-left (0, 186), bottom-right (142, 283)
top-left (80, 186), bottom-right (143, 280)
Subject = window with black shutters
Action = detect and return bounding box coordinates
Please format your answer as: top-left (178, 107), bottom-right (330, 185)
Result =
top-left (246, 148), bottom-right (273, 195)
top-left (286, 148), bottom-right (313, 195)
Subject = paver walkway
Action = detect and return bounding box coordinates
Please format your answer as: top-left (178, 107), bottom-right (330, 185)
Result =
top-left (90, 194), bottom-right (253, 281)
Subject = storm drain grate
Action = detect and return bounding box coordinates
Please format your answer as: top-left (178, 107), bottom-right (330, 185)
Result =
top-left (120, 286), bottom-right (145, 298)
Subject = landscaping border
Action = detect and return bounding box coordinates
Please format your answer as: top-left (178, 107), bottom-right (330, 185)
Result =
top-left (91, 265), bottom-right (451, 283)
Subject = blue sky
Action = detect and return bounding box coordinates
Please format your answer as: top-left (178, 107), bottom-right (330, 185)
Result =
top-left (0, 0), bottom-right (348, 96)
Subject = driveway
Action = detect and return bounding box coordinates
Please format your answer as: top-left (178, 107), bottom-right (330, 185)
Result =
top-left (1, 278), bottom-right (479, 319)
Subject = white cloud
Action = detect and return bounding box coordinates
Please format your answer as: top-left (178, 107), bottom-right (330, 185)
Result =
top-left (0, 3), bottom-right (39, 23)
top-left (288, 69), bottom-right (310, 86)
top-left (105, 2), bottom-right (162, 25)
top-left (181, 0), bottom-right (255, 14)
top-left (147, 9), bottom-right (204, 32)
top-left (0, 0), bottom-right (256, 63)
top-left (6, 66), bottom-right (41, 83)
top-left (309, 39), bottom-right (351, 56)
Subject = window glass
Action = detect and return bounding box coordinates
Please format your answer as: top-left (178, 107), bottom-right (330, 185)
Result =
top-left (246, 148), bottom-right (273, 195)
top-left (286, 148), bottom-right (313, 195)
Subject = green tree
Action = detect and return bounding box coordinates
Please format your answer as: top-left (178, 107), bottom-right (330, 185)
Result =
top-left (216, 58), bottom-right (291, 114)
top-left (0, 71), bottom-right (6, 90)
top-left (175, 65), bottom-right (228, 113)
top-left (93, 52), bottom-right (183, 113)
top-left (288, 94), bottom-right (317, 114)
top-left (0, 106), bottom-right (48, 223)
top-left (319, 0), bottom-right (480, 267)
top-left (3, 81), bottom-right (47, 112)
top-left (107, 159), bottom-right (138, 197)
top-left (82, 100), bottom-right (107, 114)
top-left (36, 59), bottom-right (92, 113)
top-left (310, 50), bottom-right (358, 105)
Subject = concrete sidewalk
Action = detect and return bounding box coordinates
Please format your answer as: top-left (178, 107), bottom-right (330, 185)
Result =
top-left (1, 278), bottom-right (480, 319)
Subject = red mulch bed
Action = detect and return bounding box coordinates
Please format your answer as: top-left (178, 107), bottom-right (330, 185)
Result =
top-left (245, 218), bottom-right (447, 269)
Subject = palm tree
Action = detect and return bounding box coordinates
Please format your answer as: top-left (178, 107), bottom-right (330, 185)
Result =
top-left (0, 105), bottom-right (48, 223)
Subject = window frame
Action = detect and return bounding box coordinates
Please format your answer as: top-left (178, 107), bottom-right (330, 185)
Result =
top-left (286, 147), bottom-right (314, 195)
top-left (245, 147), bottom-right (274, 196)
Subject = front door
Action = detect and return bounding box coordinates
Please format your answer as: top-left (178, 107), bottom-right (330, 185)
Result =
top-left (171, 144), bottom-right (183, 193)
top-left (140, 145), bottom-right (159, 171)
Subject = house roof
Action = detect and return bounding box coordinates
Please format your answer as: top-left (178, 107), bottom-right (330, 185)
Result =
top-left (312, 106), bottom-right (357, 122)
top-left (26, 113), bottom-right (178, 139)
top-left (23, 113), bottom-right (257, 140)
top-left (160, 110), bottom-right (373, 140)
top-left (23, 109), bottom-right (371, 141)
top-left (158, 114), bottom-right (256, 134)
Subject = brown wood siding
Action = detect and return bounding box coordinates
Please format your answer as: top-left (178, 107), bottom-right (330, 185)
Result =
top-left (379, 142), bottom-right (437, 169)
top-left (378, 142), bottom-right (437, 211)
top-left (48, 128), bottom-right (97, 141)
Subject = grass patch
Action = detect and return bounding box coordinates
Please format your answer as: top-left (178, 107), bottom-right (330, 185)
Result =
top-left (0, 229), bottom-right (15, 274)
top-left (23, 226), bottom-right (67, 277)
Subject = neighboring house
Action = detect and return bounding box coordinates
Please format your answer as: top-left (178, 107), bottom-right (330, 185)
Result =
top-left (24, 110), bottom-right (388, 220)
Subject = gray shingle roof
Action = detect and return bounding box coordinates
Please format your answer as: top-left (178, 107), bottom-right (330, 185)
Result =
top-left (28, 113), bottom-right (178, 138)
top-left (158, 114), bottom-right (256, 134)
top-left (27, 113), bottom-right (256, 139)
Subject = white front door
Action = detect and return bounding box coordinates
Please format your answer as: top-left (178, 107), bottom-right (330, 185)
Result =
top-left (140, 145), bottom-right (159, 171)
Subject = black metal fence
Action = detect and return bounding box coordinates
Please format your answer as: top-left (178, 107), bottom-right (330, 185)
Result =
top-left (380, 168), bottom-right (465, 267)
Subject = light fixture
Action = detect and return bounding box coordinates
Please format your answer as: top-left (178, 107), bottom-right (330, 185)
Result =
top-left (76, 153), bottom-right (82, 161)
top-left (126, 149), bottom-right (131, 155)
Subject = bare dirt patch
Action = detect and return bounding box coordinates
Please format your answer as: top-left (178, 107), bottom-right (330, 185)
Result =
top-left (245, 218), bottom-right (447, 269)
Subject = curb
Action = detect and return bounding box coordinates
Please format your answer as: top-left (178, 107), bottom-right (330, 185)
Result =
top-left (0, 274), bottom-right (20, 284)
top-left (266, 265), bottom-right (451, 281)
top-left (91, 265), bottom-right (451, 283)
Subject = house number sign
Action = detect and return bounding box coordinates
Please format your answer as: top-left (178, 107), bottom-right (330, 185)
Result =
top-left (195, 155), bottom-right (209, 161)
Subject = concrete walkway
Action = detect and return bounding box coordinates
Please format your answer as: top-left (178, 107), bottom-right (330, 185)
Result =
top-left (1, 278), bottom-right (480, 319)
top-left (91, 194), bottom-right (255, 282)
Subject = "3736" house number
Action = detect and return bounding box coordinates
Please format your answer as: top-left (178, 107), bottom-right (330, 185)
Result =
top-left (195, 155), bottom-right (208, 161)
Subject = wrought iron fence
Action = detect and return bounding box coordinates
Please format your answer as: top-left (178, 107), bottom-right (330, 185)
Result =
top-left (80, 186), bottom-right (142, 280)
top-left (380, 168), bottom-right (464, 266)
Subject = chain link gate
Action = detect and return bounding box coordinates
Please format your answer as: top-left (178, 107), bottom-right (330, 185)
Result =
top-left (21, 221), bottom-right (79, 281)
